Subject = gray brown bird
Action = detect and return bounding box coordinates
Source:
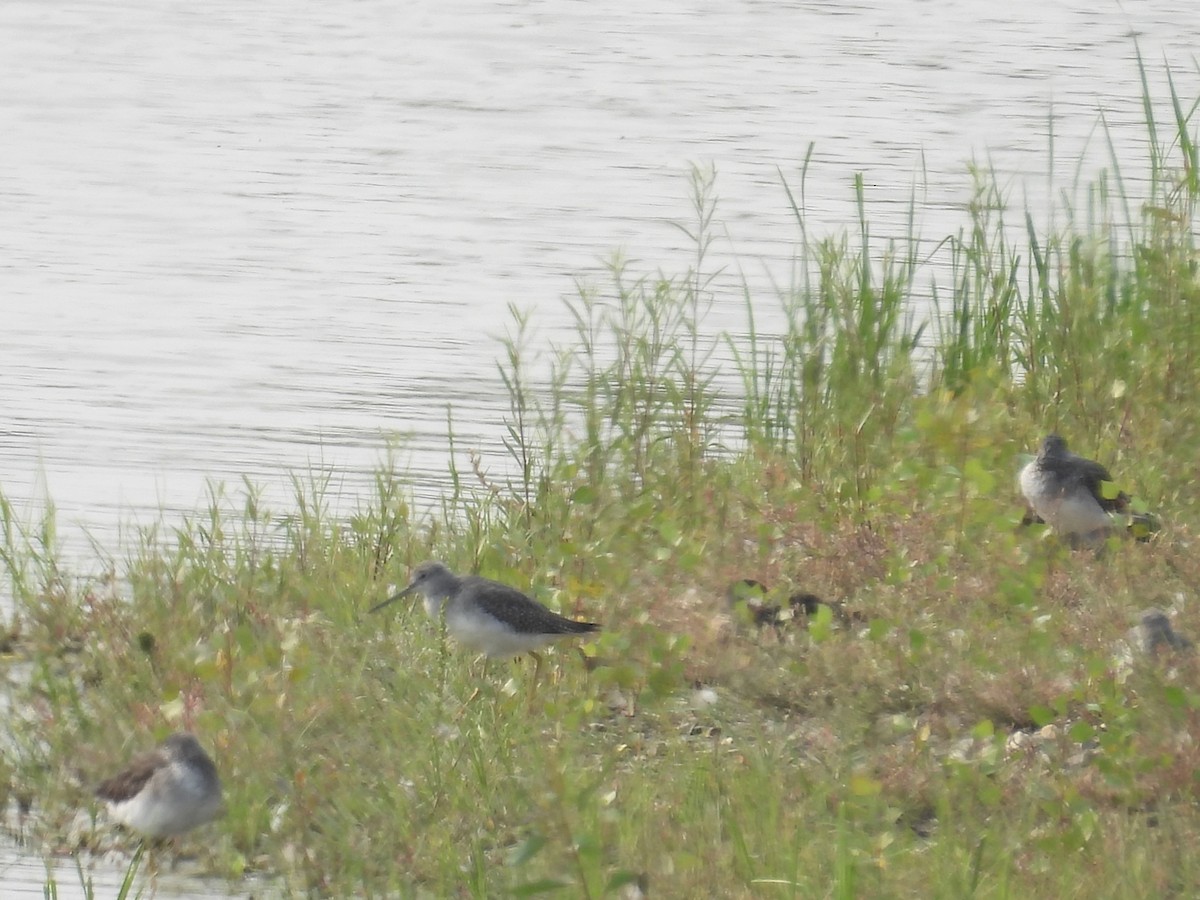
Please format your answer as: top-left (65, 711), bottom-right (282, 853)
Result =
top-left (95, 732), bottom-right (223, 840)
top-left (1019, 434), bottom-right (1157, 546)
top-left (372, 561), bottom-right (600, 685)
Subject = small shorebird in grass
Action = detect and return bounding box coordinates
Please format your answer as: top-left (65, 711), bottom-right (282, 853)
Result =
top-left (726, 580), bottom-right (850, 638)
top-left (1130, 609), bottom-right (1193, 656)
top-left (371, 561), bottom-right (601, 690)
top-left (95, 732), bottom-right (223, 841)
top-left (1019, 434), bottom-right (1157, 548)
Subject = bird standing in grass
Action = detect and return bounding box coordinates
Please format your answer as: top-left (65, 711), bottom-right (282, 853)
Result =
top-left (371, 561), bottom-right (600, 687)
top-left (1019, 434), bottom-right (1154, 547)
top-left (1129, 609), bottom-right (1193, 656)
top-left (95, 732), bottom-right (223, 841)
top-left (726, 580), bottom-right (846, 637)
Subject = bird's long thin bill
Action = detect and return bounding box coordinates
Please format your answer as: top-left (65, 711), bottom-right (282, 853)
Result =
top-left (369, 585), bottom-right (414, 613)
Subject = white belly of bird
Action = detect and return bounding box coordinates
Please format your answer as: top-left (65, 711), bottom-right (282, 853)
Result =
top-left (108, 762), bottom-right (222, 838)
top-left (1020, 464), bottom-right (1113, 538)
top-left (1048, 492), bottom-right (1113, 538)
top-left (447, 606), bottom-right (560, 657)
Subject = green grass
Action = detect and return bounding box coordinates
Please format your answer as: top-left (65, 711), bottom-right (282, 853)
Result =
top-left (3, 57), bottom-right (1200, 898)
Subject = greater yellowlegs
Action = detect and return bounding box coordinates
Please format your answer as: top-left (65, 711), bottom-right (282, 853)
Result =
top-left (372, 561), bottom-right (600, 683)
top-left (95, 732), bottom-right (223, 840)
top-left (1019, 434), bottom-right (1146, 547)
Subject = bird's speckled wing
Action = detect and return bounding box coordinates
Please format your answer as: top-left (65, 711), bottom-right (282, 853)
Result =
top-left (1042, 452), bottom-right (1129, 512)
top-left (464, 576), bottom-right (600, 635)
top-left (96, 747), bottom-right (168, 802)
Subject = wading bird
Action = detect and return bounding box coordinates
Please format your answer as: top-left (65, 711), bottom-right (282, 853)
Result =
top-left (95, 732), bottom-right (223, 841)
top-left (371, 561), bottom-right (600, 689)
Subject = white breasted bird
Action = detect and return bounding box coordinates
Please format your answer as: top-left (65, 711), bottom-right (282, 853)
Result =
top-left (1019, 434), bottom-right (1156, 547)
top-left (371, 561), bottom-right (600, 684)
top-left (95, 732), bottom-right (223, 841)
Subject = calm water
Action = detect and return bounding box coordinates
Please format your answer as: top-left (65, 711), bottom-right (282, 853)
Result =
top-left (3, 1), bottom-right (1197, 567)
top-left (0, 2), bottom-right (1198, 890)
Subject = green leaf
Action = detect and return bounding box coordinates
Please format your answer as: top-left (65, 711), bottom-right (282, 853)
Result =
top-left (571, 485), bottom-right (598, 505)
top-left (867, 619), bottom-right (890, 641)
top-left (1029, 705), bottom-right (1055, 728)
top-left (964, 457), bottom-right (996, 493)
top-left (977, 781), bottom-right (1002, 807)
top-left (159, 695), bottom-right (186, 723)
top-left (849, 773), bottom-right (882, 796)
top-left (574, 834), bottom-right (601, 861)
top-left (1067, 721), bottom-right (1095, 742)
top-left (235, 622), bottom-right (257, 653)
top-left (657, 521), bottom-right (682, 546)
top-left (507, 834), bottom-right (547, 868)
top-left (1163, 686), bottom-right (1188, 709)
top-left (809, 605), bottom-right (833, 643)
